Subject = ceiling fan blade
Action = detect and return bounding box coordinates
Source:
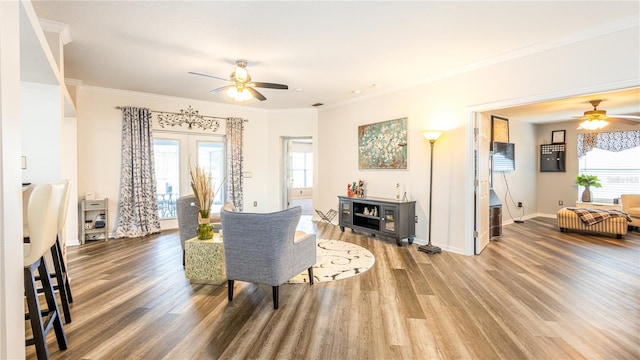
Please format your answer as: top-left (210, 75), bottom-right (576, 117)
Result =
top-left (188, 71), bottom-right (230, 82)
top-left (609, 117), bottom-right (640, 125)
top-left (608, 114), bottom-right (640, 120)
top-left (210, 85), bottom-right (232, 94)
top-left (247, 87), bottom-right (267, 101)
top-left (250, 82), bottom-right (289, 90)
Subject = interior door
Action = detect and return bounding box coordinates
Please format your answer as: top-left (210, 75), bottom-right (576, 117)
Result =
top-left (475, 113), bottom-right (491, 254)
top-left (283, 138), bottom-right (294, 208)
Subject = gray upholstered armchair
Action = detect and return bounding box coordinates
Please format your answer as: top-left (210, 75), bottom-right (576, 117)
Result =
top-left (176, 195), bottom-right (199, 266)
top-left (220, 204), bottom-right (316, 309)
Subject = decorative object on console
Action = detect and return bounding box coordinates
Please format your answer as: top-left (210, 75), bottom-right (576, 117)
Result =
top-left (418, 130), bottom-right (444, 255)
top-left (575, 174), bottom-right (602, 203)
top-left (358, 117), bottom-right (408, 169)
top-left (355, 179), bottom-right (366, 198)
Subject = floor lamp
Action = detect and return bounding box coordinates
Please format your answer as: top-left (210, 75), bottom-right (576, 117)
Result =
top-left (418, 130), bottom-right (443, 255)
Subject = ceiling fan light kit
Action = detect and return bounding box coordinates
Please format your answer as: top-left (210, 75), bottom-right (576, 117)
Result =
top-left (575, 99), bottom-right (640, 130)
top-left (578, 119), bottom-right (608, 130)
top-left (190, 59), bottom-right (288, 103)
top-left (226, 86), bottom-right (252, 102)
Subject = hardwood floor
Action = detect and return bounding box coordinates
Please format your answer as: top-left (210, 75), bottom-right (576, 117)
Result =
top-left (27, 217), bottom-right (640, 359)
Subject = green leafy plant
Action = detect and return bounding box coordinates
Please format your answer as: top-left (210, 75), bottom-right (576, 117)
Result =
top-left (575, 174), bottom-right (602, 188)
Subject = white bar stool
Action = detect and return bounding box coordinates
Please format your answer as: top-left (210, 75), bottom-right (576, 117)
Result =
top-left (24, 184), bottom-right (68, 359)
top-left (24, 180), bottom-right (74, 324)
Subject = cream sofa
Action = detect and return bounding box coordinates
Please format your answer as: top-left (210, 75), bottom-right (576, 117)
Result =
top-left (621, 194), bottom-right (640, 229)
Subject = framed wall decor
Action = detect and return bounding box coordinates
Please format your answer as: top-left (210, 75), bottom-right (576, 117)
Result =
top-left (358, 117), bottom-right (408, 169)
top-left (491, 115), bottom-right (509, 147)
top-left (552, 130), bottom-right (566, 144)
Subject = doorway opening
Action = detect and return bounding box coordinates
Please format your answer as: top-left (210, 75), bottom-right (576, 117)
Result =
top-left (282, 137), bottom-right (313, 215)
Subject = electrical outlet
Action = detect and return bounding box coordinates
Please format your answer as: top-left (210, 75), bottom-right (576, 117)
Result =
top-left (559, 200), bottom-right (563, 206)
top-left (415, 216), bottom-right (418, 223)
top-left (253, 201), bottom-right (257, 207)
top-left (517, 202), bottom-right (523, 208)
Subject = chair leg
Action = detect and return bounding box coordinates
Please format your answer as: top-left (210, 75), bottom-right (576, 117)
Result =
top-left (308, 267), bottom-right (314, 285)
top-left (55, 235), bottom-right (73, 303)
top-left (38, 259), bottom-right (68, 351)
top-left (272, 286), bottom-right (279, 309)
top-left (25, 260), bottom-right (49, 360)
top-left (51, 240), bottom-right (72, 323)
top-left (227, 280), bottom-right (234, 302)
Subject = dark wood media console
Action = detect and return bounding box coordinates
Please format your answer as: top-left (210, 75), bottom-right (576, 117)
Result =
top-left (338, 196), bottom-right (416, 246)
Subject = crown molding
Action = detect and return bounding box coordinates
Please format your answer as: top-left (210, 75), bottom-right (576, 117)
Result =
top-left (39, 18), bottom-right (71, 45)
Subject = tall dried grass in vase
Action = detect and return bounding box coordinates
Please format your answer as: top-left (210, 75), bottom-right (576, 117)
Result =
top-left (189, 164), bottom-right (222, 239)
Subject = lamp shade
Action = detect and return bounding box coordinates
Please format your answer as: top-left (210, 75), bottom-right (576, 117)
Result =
top-left (423, 130), bottom-right (443, 141)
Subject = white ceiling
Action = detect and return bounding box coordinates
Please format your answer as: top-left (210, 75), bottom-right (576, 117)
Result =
top-left (31, 1), bottom-right (639, 119)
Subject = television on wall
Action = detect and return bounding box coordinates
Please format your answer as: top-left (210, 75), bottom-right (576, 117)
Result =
top-left (492, 142), bottom-right (515, 172)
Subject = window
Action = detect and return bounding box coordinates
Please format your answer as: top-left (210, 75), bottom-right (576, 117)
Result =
top-left (153, 134), bottom-right (225, 219)
top-left (577, 130), bottom-right (640, 202)
top-left (290, 152), bottom-right (313, 188)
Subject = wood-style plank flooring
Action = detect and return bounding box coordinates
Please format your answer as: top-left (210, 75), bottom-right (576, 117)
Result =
top-left (27, 217), bottom-right (640, 359)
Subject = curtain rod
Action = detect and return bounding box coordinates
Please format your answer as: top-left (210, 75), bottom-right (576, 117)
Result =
top-left (115, 106), bottom-right (248, 121)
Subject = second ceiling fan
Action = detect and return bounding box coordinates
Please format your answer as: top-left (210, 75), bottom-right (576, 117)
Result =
top-left (189, 60), bottom-right (288, 102)
top-left (575, 99), bottom-right (640, 130)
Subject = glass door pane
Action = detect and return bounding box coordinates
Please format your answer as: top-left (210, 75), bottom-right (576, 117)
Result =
top-left (384, 208), bottom-right (396, 232)
top-left (153, 139), bottom-right (180, 219)
top-left (196, 141), bottom-right (225, 213)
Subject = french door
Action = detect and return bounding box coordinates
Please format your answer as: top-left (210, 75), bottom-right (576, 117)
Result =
top-left (153, 132), bottom-right (225, 227)
top-left (474, 113), bottom-right (491, 254)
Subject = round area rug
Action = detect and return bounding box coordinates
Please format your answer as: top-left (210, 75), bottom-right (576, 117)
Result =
top-left (287, 239), bottom-right (375, 283)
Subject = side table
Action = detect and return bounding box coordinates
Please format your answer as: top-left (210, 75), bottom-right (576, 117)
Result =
top-left (185, 236), bottom-right (226, 285)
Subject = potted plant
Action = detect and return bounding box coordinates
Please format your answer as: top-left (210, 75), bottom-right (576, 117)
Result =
top-left (575, 174), bottom-right (602, 202)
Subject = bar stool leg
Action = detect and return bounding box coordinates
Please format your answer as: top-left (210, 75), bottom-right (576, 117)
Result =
top-left (24, 260), bottom-right (49, 360)
top-left (50, 239), bottom-right (72, 323)
top-left (38, 258), bottom-right (68, 351)
top-left (55, 236), bottom-right (73, 303)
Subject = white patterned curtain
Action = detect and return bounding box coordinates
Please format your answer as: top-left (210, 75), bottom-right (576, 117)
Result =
top-left (226, 118), bottom-right (244, 211)
top-left (577, 130), bottom-right (640, 158)
top-left (114, 107), bottom-right (161, 238)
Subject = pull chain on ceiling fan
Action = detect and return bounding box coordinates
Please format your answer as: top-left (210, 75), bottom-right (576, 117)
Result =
top-left (189, 60), bottom-right (288, 102)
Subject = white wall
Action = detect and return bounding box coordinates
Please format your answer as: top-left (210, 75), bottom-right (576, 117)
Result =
top-left (317, 25), bottom-right (639, 255)
top-left (21, 82), bottom-right (62, 184)
top-left (0, 2), bottom-right (25, 357)
top-left (76, 87), bottom-right (318, 237)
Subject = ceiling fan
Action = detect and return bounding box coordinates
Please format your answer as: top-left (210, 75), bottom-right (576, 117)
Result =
top-left (189, 60), bottom-right (288, 102)
top-left (575, 99), bottom-right (640, 130)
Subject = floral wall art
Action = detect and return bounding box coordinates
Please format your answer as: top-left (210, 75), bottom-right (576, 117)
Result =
top-left (358, 117), bottom-right (408, 169)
